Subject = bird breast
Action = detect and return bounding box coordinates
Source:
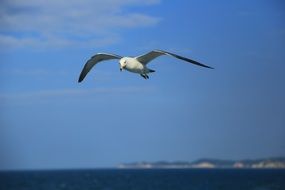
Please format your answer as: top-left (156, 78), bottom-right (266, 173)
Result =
top-left (124, 57), bottom-right (144, 73)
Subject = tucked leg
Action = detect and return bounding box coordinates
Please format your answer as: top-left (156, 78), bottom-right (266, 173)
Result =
top-left (140, 74), bottom-right (147, 79)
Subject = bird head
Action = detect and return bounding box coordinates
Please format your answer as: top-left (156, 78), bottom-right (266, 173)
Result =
top-left (119, 58), bottom-right (127, 71)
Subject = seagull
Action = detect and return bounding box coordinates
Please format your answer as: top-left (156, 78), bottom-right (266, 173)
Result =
top-left (78, 49), bottom-right (213, 82)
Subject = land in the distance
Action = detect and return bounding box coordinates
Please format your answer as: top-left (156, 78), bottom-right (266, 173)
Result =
top-left (118, 157), bottom-right (285, 169)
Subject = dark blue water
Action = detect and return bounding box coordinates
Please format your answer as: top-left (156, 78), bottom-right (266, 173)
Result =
top-left (0, 169), bottom-right (285, 190)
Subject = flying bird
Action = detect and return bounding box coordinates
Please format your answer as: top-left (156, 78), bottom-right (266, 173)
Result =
top-left (78, 49), bottom-right (213, 82)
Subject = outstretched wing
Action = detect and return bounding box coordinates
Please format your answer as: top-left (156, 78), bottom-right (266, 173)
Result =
top-left (78, 53), bottom-right (122, 82)
top-left (135, 49), bottom-right (213, 69)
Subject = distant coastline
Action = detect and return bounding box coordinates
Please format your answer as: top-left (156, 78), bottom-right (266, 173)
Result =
top-left (118, 157), bottom-right (285, 169)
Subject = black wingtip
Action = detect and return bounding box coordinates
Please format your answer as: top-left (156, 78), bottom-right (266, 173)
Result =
top-left (206, 65), bottom-right (214, 69)
top-left (78, 75), bottom-right (84, 83)
top-left (189, 61), bottom-right (214, 70)
top-left (159, 50), bottom-right (214, 69)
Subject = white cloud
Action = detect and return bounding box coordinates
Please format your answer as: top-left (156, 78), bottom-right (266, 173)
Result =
top-left (0, 86), bottom-right (155, 105)
top-left (0, 68), bottom-right (68, 77)
top-left (0, 0), bottom-right (161, 49)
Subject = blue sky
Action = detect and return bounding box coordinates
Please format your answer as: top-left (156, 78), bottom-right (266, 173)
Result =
top-left (0, 0), bottom-right (285, 170)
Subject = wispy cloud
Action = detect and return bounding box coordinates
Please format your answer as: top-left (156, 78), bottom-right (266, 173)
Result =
top-left (0, 68), bottom-right (69, 78)
top-left (0, 86), bottom-right (155, 104)
top-left (0, 0), bottom-right (161, 49)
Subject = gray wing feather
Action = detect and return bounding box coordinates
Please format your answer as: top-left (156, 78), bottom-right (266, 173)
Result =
top-left (135, 49), bottom-right (213, 69)
top-left (78, 53), bottom-right (122, 82)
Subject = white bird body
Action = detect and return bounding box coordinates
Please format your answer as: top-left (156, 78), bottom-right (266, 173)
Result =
top-left (120, 57), bottom-right (151, 74)
top-left (78, 49), bottom-right (213, 82)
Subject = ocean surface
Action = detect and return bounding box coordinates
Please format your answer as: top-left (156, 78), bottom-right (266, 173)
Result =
top-left (0, 169), bottom-right (285, 190)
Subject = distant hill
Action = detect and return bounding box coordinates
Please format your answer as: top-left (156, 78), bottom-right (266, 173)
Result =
top-left (118, 157), bottom-right (285, 169)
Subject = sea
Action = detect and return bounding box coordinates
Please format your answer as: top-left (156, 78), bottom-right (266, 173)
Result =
top-left (0, 169), bottom-right (285, 190)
